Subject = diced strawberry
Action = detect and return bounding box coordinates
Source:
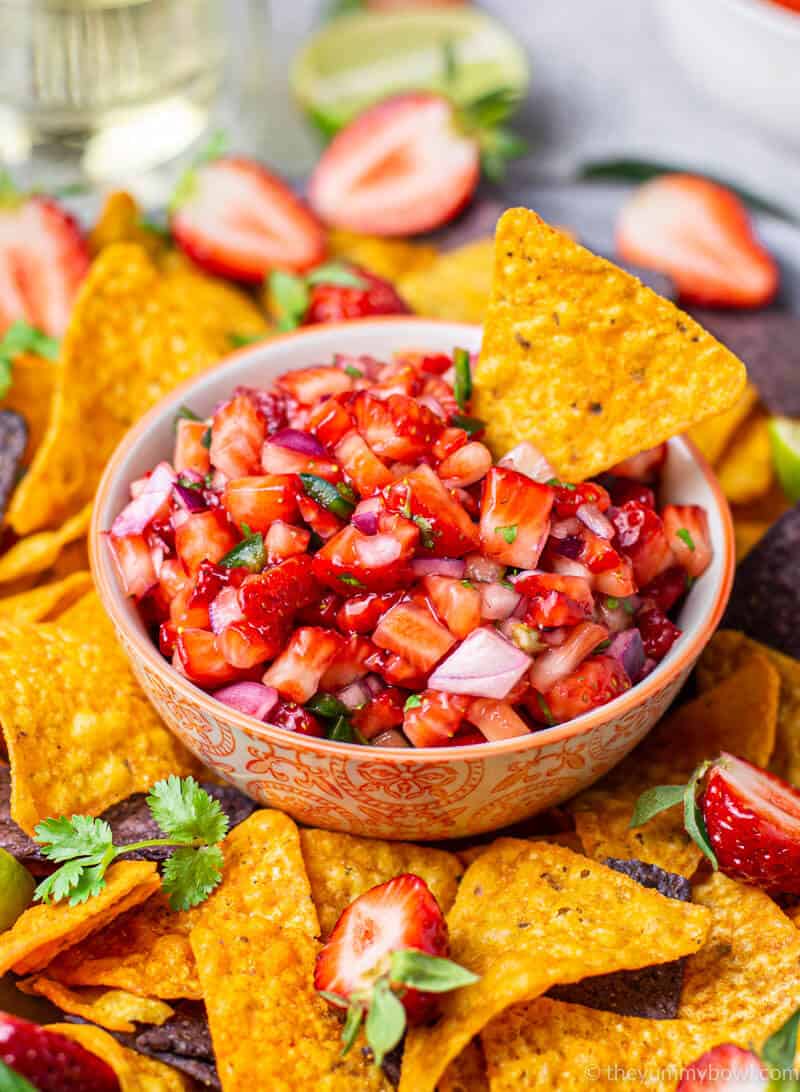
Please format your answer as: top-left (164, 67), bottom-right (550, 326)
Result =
top-left (296, 492), bottom-right (345, 539)
top-left (320, 634), bottom-right (375, 689)
top-left (334, 431), bottom-right (394, 496)
top-left (265, 521), bottom-right (310, 563)
top-left (421, 375), bottom-right (458, 420)
top-left (221, 474), bottom-right (299, 532)
top-left (175, 628), bottom-right (242, 686)
top-left (312, 522), bottom-right (417, 594)
top-left (297, 591), bottom-right (343, 629)
top-left (208, 585), bottom-right (243, 634)
top-left (438, 442), bottom-right (493, 488)
top-left (159, 621), bottom-right (178, 657)
top-left (479, 467), bottom-right (554, 569)
top-left (677, 1042), bottom-right (766, 1090)
top-left (544, 655), bottom-right (630, 723)
top-left (106, 533), bottom-right (156, 599)
top-left (529, 621), bottom-right (610, 693)
top-left (270, 700), bottom-right (325, 738)
top-left (370, 360), bottom-right (421, 399)
top-left (433, 427), bottom-right (470, 463)
top-left (277, 365), bottom-right (353, 405)
top-left (403, 690), bottom-right (469, 747)
top-left (236, 385), bottom-right (289, 434)
top-left (423, 575), bottom-right (481, 639)
top-left (0, 1012), bottom-right (120, 1092)
top-left (610, 444), bottom-right (668, 482)
top-left (261, 442), bottom-right (341, 481)
top-left (516, 572), bottom-right (594, 628)
top-left (175, 509), bottom-right (238, 573)
top-left (352, 688), bottom-right (406, 740)
top-left (305, 265), bottom-right (410, 324)
top-left (262, 626), bottom-right (344, 703)
top-left (209, 394), bottom-right (266, 480)
top-left (466, 698), bottom-right (531, 741)
top-left (551, 480), bottom-right (611, 518)
top-left (574, 525), bottom-right (625, 575)
top-left (366, 648), bottom-right (428, 691)
top-left (373, 600), bottom-right (456, 674)
top-left (612, 501), bottom-right (674, 586)
top-left (336, 590), bottom-right (402, 634)
top-left (169, 584), bottom-right (211, 630)
top-left (189, 559), bottom-right (238, 606)
top-left (593, 555), bottom-right (637, 598)
top-left (352, 391), bottom-right (442, 462)
top-left (307, 396), bottom-right (354, 449)
top-left (616, 174), bottom-right (778, 308)
top-left (663, 504), bottom-right (712, 578)
top-left (443, 728), bottom-right (487, 747)
top-left (218, 620), bottom-right (282, 669)
top-left (604, 476), bottom-right (656, 509)
top-left (0, 196), bottom-right (89, 337)
top-left (314, 873), bottom-right (450, 1025)
top-left (159, 557), bottom-right (189, 602)
top-left (640, 565), bottom-right (689, 612)
top-left (239, 555), bottom-right (319, 621)
top-left (385, 464), bottom-right (480, 557)
top-left (636, 604), bottom-right (681, 661)
top-left (170, 156), bottom-right (326, 281)
top-left (174, 418), bottom-right (211, 476)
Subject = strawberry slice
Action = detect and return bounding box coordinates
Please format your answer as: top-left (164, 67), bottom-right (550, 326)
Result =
top-left (171, 156), bottom-right (326, 281)
top-left (308, 94), bottom-right (480, 236)
top-left (616, 174), bottom-right (779, 309)
top-left (677, 1043), bottom-right (767, 1090)
top-left (0, 1013), bottom-right (120, 1091)
top-left (479, 467), bottom-right (554, 569)
top-left (0, 195), bottom-right (89, 336)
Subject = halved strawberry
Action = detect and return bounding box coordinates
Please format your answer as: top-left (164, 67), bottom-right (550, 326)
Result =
top-left (352, 392), bottom-right (442, 462)
top-left (403, 690), bottom-right (469, 747)
top-left (171, 156), bottom-right (326, 281)
top-left (544, 654), bottom-right (630, 723)
top-left (308, 93), bottom-right (480, 236)
top-left (479, 467), bottom-right (554, 569)
top-left (423, 574), bottom-right (481, 639)
top-left (0, 195), bottom-right (89, 336)
top-left (662, 504), bottom-right (712, 579)
top-left (221, 474), bottom-right (299, 532)
top-left (616, 174), bottom-right (779, 308)
top-left (677, 1043), bottom-right (767, 1090)
top-left (209, 393), bottom-right (266, 481)
top-left (262, 626), bottom-right (344, 703)
top-left (373, 600), bottom-right (456, 674)
top-left (0, 1013), bottom-right (120, 1091)
top-left (385, 464), bottom-right (480, 557)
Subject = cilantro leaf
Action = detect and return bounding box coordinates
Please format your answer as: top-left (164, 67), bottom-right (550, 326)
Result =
top-left (66, 862), bottom-right (110, 905)
top-left (0, 1059), bottom-right (38, 1091)
top-left (34, 815), bottom-right (113, 864)
top-left (306, 262), bottom-right (369, 290)
top-left (404, 694), bottom-right (422, 712)
top-left (161, 844), bottom-right (224, 911)
top-left (147, 775), bottom-right (229, 845)
top-left (365, 978), bottom-right (406, 1067)
top-left (676, 527), bottom-right (696, 551)
top-left (496, 524), bottom-right (518, 544)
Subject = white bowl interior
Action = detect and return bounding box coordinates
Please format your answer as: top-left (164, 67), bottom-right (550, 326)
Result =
top-left (95, 318), bottom-right (730, 743)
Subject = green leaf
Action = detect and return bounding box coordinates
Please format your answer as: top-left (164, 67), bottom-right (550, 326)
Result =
top-left (147, 776), bottom-right (229, 845)
top-left (228, 331), bottom-right (267, 348)
top-left (452, 347), bottom-right (472, 411)
top-left (318, 990), bottom-right (348, 1006)
top-left (66, 861), bottom-right (109, 905)
top-left (365, 978), bottom-right (406, 1068)
top-left (404, 694), bottom-right (422, 712)
top-left (339, 574), bottom-right (364, 589)
top-left (344, 364), bottom-right (362, 379)
top-left (306, 262), bottom-right (369, 290)
top-left (218, 530), bottom-right (267, 573)
top-left (451, 414), bottom-right (486, 437)
top-left (762, 1005), bottom-right (800, 1076)
top-left (0, 358), bottom-right (11, 400)
top-left (340, 1003), bottom-right (365, 1057)
top-left (300, 473), bottom-right (355, 519)
top-left (307, 693), bottom-right (349, 720)
top-left (34, 815), bottom-right (114, 864)
top-left (1, 320), bottom-right (59, 361)
top-left (196, 129), bottom-right (228, 165)
top-left (480, 127), bottom-right (528, 183)
top-left (201, 427), bottom-right (212, 449)
top-left (676, 527), bottom-right (695, 552)
top-left (329, 715), bottom-right (355, 743)
top-left (496, 524), bottom-right (518, 544)
top-left (0, 1060), bottom-right (38, 1092)
top-left (629, 784), bottom-right (686, 828)
top-left (174, 404), bottom-right (201, 427)
top-left (269, 270), bottom-right (310, 331)
top-left (390, 950), bottom-right (479, 993)
top-left (683, 764), bottom-right (718, 869)
top-left (161, 844), bottom-right (224, 911)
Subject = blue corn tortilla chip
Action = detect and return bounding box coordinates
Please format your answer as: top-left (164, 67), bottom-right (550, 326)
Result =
top-left (547, 857), bottom-right (691, 1019)
top-left (689, 309), bottom-right (800, 417)
top-left (723, 504), bottom-right (800, 659)
top-left (0, 411), bottom-right (27, 520)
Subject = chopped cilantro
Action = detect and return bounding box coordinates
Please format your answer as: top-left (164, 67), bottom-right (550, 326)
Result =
top-left (546, 477), bottom-right (575, 490)
top-left (404, 694), bottom-right (422, 711)
top-left (412, 514), bottom-right (436, 549)
top-left (460, 579), bottom-right (475, 589)
top-left (676, 527), bottom-right (696, 552)
top-left (344, 364), bottom-right (363, 379)
top-left (201, 427), bottom-right (212, 449)
top-left (605, 597), bottom-right (620, 610)
top-left (339, 574), bottom-right (365, 589)
top-left (496, 524), bottom-right (518, 544)
top-left (177, 476), bottom-right (203, 491)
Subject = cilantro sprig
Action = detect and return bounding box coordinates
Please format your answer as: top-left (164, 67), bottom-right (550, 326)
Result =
top-left (629, 760), bottom-right (717, 868)
top-left (0, 320), bottom-right (59, 400)
top-left (34, 777), bottom-right (229, 911)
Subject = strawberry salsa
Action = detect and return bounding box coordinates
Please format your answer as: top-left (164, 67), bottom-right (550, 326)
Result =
top-left (107, 349), bottom-right (712, 748)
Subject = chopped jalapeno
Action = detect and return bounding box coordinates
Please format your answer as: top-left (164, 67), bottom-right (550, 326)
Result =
top-left (219, 531), bottom-right (266, 573)
top-left (453, 347), bottom-right (472, 410)
top-left (300, 473), bottom-right (355, 519)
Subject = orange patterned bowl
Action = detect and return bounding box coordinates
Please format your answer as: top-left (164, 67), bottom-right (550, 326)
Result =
top-left (91, 318), bottom-right (735, 841)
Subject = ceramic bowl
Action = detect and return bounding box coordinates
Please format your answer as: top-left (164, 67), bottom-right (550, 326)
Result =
top-left (91, 318), bottom-right (735, 841)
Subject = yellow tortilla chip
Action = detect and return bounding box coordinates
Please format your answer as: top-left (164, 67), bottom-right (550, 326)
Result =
top-left (327, 227), bottom-right (438, 282)
top-left (7, 244), bottom-right (224, 535)
top-left (161, 266), bottom-right (269, 356)
top-left (439, 1041), bottom-right (489, 1092)
top-left (570, 655), bottom-right (779, 875)
top-left (0, 591), bottom-right (202, 834)
top-left (398, 839), bottom-right (710, 1092)
top-left (299, 828), bottom-right (462, 938)
top-left (0, 571), bottom-right (92, 625)
top-left (0, 503), bottom-right (92, 584)
top-left (473, 209), bottom-right (747, 480)
top-left (399, 239), bottom-right (495, 325)
top-left (0, 861), bottom-right (159, 976)
top-left (687, 383), bottom-right (758, 466)
top-left (88, 190), bottom-right (167, 260)
top-left (46, 1023), bottom-right (194, 1091)
top-left (679, 871), bottom-right (800, 1037)
top-left (0, 353), bottom-right (58, 465)
top-left (734, 518), bottom-right (769, 562)
top-left (21, 977), bottom-right (173, 1033)
top-left (717, 413), bottom-right (774, 504)
top-left (698, 629), bottom-right (800, 785)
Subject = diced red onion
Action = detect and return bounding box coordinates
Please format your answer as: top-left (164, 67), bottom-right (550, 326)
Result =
top-left (499, 441), bottom-right (555, 483)
top-left (429, 627), bottom-right (531, 699)
top-left (364, 674), bottom-right (384, 697)
top-left (550, 518), bottom-right (581, 538)
top-left (479, 582), bottom-right (521, 621)
top-left (352, 496), bottom-right (382, 536)
top-left (173, 482), bottom-right (207, 513)
top-left (577, 503), bottom-right (614, 540)
top-left (464, 553), bottom-right (505, 583)
top-left (354, 532), bottom-right (402, 568)
top-left (608, 629), bottom-right (645, 684)
top-left (112, 462), bottom-right (175, 537)
top-left (418, 394), bottom-right (447, 420)
top-left (529, 622), bottom-right (608, 693)
top-left (209, 587), bottom-right (244, 634)
top-left (213, 682), bottom-right (279, 721)
top-left (410, 558), bottom-right (466, 579)
top-left (271, 428), bottom-right (325, 457)
top-left (371, 729), bottom-right (410, 748)
top-left (337, 680), bottom-right (371, 711)
top-left (550, 557), bottom-right (594, 583)
top-left (596, 599), bottom-right (634, 634)
top-left (512, 594), bottom-right (529, 619)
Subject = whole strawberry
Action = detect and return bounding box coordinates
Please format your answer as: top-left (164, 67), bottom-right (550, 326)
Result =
top-left (314, 874), bottom-right (477, 1065)
top-left (0, 1013), bottom-right (120, 1091)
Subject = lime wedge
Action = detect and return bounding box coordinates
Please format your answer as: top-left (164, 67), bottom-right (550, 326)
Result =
top-left (768, 417), bottom-right (800, 502)
top-left (0, 848), bottom-right (34, 931)
top-left (291, 9), bottom-right (530, 136)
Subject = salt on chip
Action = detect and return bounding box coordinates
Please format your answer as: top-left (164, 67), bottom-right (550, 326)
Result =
top-left (0, 571), bottom-right (92, 625)
top-left (398, 839), bottom-right (710, 1092)
top-left (698, 629), bottom-right (800, 786)
top-left (46, 1023), bottom-right (195, 1091)
top-left (7, 244), bottom-right (224, 535)
top-left (473, 209), bottom-right (747, 481)
top-left (570, 655), bottom-right (779, 875)
top-left (0, 502), bottom-right (91, 584)
top-left (20, 977), bottom-right (174, 1034)
top-left (299, 828), bottom-right (462, 937)
top-left (717, 412), bottom-right (774, 504)
top-left (0, 353), bottom-right (58, 465)
top-left (0, 860), bottom-right (159, 976)
top-left (191, 921), bottom-right (388, 1092)
top-left (687, 382), bottom-right (758, 466)
top-left (398, 239), bottom-right (495, 325)
top-left (0, 591), bottom-right (202, 834)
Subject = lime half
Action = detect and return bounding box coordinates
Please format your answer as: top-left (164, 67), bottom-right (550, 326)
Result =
top-left (291, 8), bottom-right (530, 136)
top-left (769, 417), bottom-right (800, 502)
top-left (0, 848), bottom-right (34, 932)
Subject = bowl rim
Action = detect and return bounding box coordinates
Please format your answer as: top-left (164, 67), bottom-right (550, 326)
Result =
top-left (91, 315), bottom-right (736, 763)
top-left (696, 0), bottom-right (800, 35)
